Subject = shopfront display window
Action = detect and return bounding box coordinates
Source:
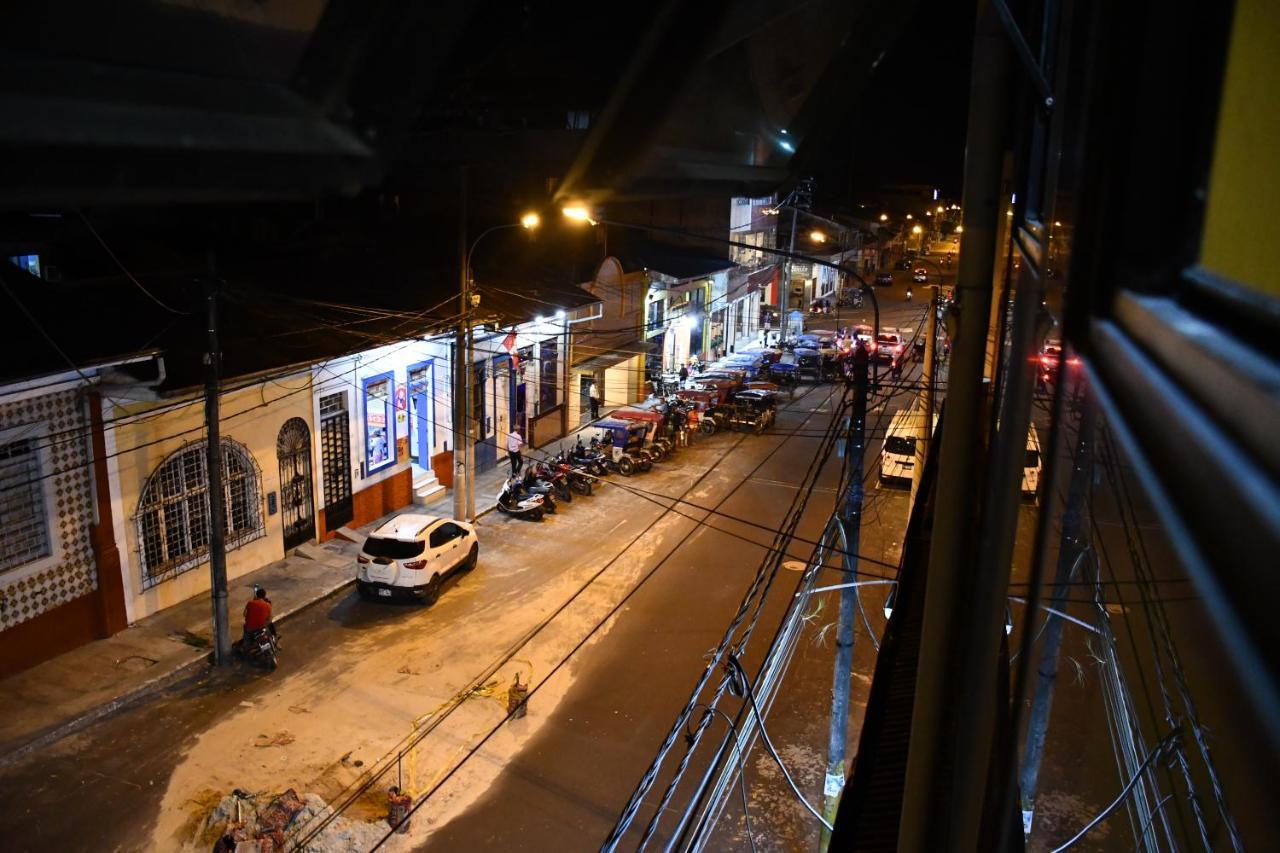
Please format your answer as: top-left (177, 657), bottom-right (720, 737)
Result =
top-left (362, 372), bottom-right (396, 474)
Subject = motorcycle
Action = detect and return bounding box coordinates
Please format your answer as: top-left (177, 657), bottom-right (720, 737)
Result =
top-left (553, 450), bottom-right (595, 496)
top-left (569, 437), bottom-right (609, 477)
top-left (497, 477), bottom-right (545, 520)
top-left (519, 467), bottom-right (559, 512)
top-left (531, 459), bottom-right (573, 503)
top-left (234, 625), bottom-right (279, 670)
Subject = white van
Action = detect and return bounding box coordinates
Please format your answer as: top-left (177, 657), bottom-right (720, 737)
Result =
top-left (1022, 423), bottom-right (1042, 500)
top-left (879, 407), bottom-right (938, 484)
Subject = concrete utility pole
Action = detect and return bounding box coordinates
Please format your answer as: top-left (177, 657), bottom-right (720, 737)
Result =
top-left (821, 344), bottom-right (870, 842)
top-left (453, 168), bottom-right (469, 523)
top-left (899, 0), bottom-right (1012, 845)
top-left (1020, 392), bottom-right (1095, 829)
top-left (910, 288), bottom-right (939, 507)
top-left (203, 257), bottom-right (231, 665)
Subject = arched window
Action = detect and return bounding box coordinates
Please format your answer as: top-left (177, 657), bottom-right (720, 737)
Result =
top-left (135, 439), bottom-right (265, 589)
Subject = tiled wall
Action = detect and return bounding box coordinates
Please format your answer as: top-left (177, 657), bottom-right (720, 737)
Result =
top-left (0, 389), bottom-right (96, 631)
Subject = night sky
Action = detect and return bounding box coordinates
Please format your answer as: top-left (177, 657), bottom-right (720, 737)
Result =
top-left (813, 0), bottom-right (976, 206)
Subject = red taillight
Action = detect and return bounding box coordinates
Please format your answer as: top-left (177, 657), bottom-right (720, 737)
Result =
top-left (403, 560), bottom-right (427, 571)
top-left (1039, 355), bottom-right (1052, 367)
top-left (357, 555), bottom-right (370, 564)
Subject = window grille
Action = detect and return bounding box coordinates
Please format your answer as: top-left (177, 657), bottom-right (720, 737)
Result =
top-left (135, 438), bottom-right (264, 589)
top-left (0, 437), bottom-right (51, 574)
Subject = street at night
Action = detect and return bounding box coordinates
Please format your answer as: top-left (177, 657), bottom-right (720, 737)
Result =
top-left (1, 1), bottom-right (1277, 852)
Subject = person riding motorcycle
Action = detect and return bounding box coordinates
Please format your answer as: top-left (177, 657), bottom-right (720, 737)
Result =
top-left (243, 586), bottom-right (276, 645)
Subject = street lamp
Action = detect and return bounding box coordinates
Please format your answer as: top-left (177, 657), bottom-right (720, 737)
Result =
top-left (879, 213), bottom-right (889, 222)
top-left (906, 214), bottom-right (913, 220)
top-left (562, 204), bottom-right (597, 225)
top-left (810, 229), bottom-right (828, 243)
top-left (955, 224), bottom-right (964, 234)
top-left (520, 212), bottom-right (541, 229)
top-left (912, 224), bottom-right (923, 235)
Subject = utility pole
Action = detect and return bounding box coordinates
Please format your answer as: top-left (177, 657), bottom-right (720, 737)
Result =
top-left (821, 343), bottom-right (869, 843)
top-left (203, 255), bottom-right (231, 665)
top-left (453, 168), bottom-right (469, 523)
top-left (776, 178), bottom-right (814, 342)
top-left (910, 287), bottom-right (938, 507)
top-left (1020, 391), bottom-right (1095, 830)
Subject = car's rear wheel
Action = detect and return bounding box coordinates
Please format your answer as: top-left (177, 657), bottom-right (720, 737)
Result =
top-left (462, 544), bottom-right (479, 572)
top-left (422, 573), bottom-right (442, 606)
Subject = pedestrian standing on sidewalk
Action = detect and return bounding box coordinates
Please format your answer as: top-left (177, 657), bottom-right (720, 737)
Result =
top-left (678, 364), bottom-right (689, 387)
top-left (588, 380), bottom-right (601, 420)
top-left (506, 427), bottom-right (525, 476)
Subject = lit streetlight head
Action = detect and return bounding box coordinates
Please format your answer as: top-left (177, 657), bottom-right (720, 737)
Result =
top-left (520, 212), bottom-right (540, 229)
top-left (936, 205), bottom-right (944, 213)
top-left (912, 224), bottom-right (923, 235)
top-left (879, 213), bottom-right (889, 222)
top-left (955, 224), bottom-right (964, 233)
top-left (809, 229), bottom-right (827, 243)
top-left (906, 213), bottom-right (913, 220)
top-left (562, 205), bottom-right (597, 226)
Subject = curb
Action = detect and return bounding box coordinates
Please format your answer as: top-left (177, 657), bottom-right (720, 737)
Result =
top-left (0, 573), bottom-right (358, 771)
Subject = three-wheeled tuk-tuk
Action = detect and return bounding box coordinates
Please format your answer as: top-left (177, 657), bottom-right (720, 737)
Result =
top-left (609, 406), bottom-right (675, 460)
top-left (674, 388), bottom-right (726, 434)
top-left (592, 418), bottom-right (653, 475)
top-left (767, 362), bottom-right (799, 394)
top-left (734, 389), bottom-right (777, 430)
top-left (794, 347), bottom-right (823, 383)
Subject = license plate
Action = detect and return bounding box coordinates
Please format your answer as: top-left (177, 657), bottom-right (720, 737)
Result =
top-left (378, 588), bottom-right (392, 597)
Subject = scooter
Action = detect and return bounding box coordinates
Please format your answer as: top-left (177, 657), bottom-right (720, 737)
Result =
top-left (497, 478), bottom-right (545, 520)
top-left (520, 467), bottom-right (559, 513)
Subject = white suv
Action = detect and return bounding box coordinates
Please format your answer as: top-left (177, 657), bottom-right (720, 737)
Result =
top-left (356, 514), bottom-right (478, 604)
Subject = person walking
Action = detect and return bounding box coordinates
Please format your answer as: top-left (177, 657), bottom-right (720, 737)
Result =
top-left (588, 380), bottom-right (601, 420)
top-left (678, 364), bottom-right (689, 387)
top-left (506, 426), bottom-right (525, 476)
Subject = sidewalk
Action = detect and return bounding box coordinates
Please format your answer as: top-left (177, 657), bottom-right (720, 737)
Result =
top-left (0, 528), bottom-right (374, 767)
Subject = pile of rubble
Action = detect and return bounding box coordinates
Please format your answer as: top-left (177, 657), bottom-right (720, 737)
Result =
top-left (200, 789), bottom-right (395, 852)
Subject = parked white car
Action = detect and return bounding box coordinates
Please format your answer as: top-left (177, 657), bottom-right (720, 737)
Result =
top-left (356, 514), bottom-right (478, 604)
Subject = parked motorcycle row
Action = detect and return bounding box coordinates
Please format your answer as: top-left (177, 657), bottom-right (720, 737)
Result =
top-left (497, 350), bottom-right (788, 522)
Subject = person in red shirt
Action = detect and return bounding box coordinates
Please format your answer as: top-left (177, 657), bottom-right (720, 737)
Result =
top-left (243, 586), bottom-right (274, 642)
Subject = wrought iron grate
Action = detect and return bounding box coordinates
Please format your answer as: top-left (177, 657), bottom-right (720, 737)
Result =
top-left (135, 438), bottom-right (265, 589)
top-left (0, 437), bottom-right (51, 573)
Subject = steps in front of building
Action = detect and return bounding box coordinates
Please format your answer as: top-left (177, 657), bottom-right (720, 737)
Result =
top-left (412, 470), bottom-right (446, 505)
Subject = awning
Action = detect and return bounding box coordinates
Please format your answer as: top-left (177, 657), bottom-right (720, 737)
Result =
top-left (573, 339), bottom-right (656, 373)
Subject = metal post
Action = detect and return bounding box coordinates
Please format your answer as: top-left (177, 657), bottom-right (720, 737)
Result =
top-left (1020, 393), bottom-right (1095, 827)
top-left (466, 315), bottom-right (477, 521)
top-left (203, 257), bottom-right (231, 666)
top-left (821, 345), bottom-right (869, 844)
top-left (453, 168), bottom-right (469, 523)
top-left (910, 288), bottom-right (938, 507)
top-left (899, 1), bottom-right (1011, 847)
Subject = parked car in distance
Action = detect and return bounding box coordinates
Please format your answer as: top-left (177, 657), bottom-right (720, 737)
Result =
top-left (876, 271), bottom-right (894, 285)
top-left (895, 259), bottom-right (914, 270)
top-left (912, 268), bottom-right (929, 283)
top-left (357, 514), bottom-right (477, 604)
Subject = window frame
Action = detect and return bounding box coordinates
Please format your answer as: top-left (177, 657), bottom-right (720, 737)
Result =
top-left (0, 423), bottom-right (61, 582)
top-left (133, 437), bottom-right (265, 589)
